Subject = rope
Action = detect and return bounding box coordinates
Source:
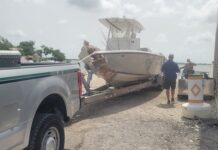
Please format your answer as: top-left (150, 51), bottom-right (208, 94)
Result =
top-left (79, 52), bottom-right (96, 64)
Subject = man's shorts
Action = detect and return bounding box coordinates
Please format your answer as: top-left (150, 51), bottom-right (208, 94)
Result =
top-left (163, 79), bottom-right (176, 90)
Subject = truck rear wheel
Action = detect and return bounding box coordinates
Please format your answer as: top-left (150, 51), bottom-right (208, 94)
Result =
top-left (26, 113), bottom-right (64, 150)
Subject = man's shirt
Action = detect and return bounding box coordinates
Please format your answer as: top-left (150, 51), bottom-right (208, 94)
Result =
top-left (184, 62), bottom-right (195, 71)
top-left (161, 60), bottom-right (180, 80)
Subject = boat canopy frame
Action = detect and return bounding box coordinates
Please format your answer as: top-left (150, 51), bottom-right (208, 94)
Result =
top-left (99, 17), bottom-right (144, 39)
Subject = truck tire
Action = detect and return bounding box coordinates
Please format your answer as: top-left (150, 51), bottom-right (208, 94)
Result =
top-left (26, 113), bottom-right (64, 150)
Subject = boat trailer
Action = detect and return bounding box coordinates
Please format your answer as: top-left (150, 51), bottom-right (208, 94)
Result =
top-left (81, 76), bottom-right (163, 104)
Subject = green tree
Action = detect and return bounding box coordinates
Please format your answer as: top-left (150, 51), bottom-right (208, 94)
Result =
top-left (18, 41), bottom-right (35, 56)
top-left (0, 36), bottom-right (13, 50)
top-left (52, 49), bottom-right (65, 61)
top-left (41, 45), bottom-right (52, 57)
top-left (35, 49), bottom-right (43, 57)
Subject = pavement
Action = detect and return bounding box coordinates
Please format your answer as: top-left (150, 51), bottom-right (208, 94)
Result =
top-left (64, 87), bottom-right (218, 150)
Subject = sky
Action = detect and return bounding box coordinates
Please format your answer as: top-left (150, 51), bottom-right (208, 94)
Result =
top-left (0, 0), bottom-right (217, 63)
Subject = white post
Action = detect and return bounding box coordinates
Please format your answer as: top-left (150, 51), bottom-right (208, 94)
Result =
top-left (213, 11), bottom-right (218, 117)
top-left (182, 75), bottom-right (211, 119)
top-left (214, 13), bottom-right (218, 92)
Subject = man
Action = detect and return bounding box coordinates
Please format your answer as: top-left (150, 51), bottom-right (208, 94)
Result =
top-left (180, 59), bottom-right (196, 79)
top-left (161, 54), bottom-right (180, 104)
top-left (78, 40), bottom-right (94, 87)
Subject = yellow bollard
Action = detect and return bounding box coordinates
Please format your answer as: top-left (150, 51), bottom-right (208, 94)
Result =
top-left (182, 75), bottom-right (211, 119)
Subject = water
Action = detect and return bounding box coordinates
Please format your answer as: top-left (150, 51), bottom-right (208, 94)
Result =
top-left (178, 63), bottom-right (213, 77)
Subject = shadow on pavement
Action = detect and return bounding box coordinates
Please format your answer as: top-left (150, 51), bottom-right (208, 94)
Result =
top-left (181, 117), bottom-right (218, 150)
top-left (68, 89), bottom-right (162, 124)
top-left (157, 103), bottom-right (175, 109)
top-left (198, 119), bottom-right (218, 150)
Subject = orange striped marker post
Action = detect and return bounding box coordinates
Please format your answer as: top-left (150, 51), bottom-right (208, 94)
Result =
top-left (182, 75), bottom-right (211, 119)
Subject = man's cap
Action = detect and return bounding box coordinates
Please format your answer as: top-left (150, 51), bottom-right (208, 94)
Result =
top-left (168, 54), bottom-right (174, 59)
top-left (83, 40), bottom-right (89, 45)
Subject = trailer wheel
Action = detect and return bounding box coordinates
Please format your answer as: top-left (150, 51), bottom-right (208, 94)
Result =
top-left (26, 113), bottom-right (64, 150)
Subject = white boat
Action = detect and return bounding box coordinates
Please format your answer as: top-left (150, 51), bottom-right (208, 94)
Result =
top-left (81, 17), bottom-right (165, 87)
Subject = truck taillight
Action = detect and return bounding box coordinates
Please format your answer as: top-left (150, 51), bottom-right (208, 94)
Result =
top-left (77, 70), bottom-right (83, 97)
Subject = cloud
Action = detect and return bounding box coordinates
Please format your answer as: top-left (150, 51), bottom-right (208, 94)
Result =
top-left (101, 0), bottom-right (120, 10)
top-left (68, 0), bottom-right (121, 10)
top-left (186, 32), bottom-right (213, 44)
top-left (58, 19), bottom-right (69, 25)
top-left (153, 0), bottom-right (177, 15)
top-left (67, 0), bottom-right (141, 17)
top-left (78, 34), bottom-right (88, 40)
top-left (155, 33), bottom-right (168, 43)
top-left (148, 0), bottom-right (217, 24)
top-left (139, 0), bottom-right (180, 18)
top-left (7, 30), bottom-right (26, 37)
top-left (68, 0), bottom-right (100, 9)
top-left (122, 3), bottom-right (141, 15)
top-left (101, 0), bottom-right (141, 17)
top-left (13, 0), bottom-right (47, 5)
top-left (142, 11), bottom-right (154, 18)
top-left (32, 0), bottom-right (47, 4)
top-left (183, 0), bottom-right (218, 24)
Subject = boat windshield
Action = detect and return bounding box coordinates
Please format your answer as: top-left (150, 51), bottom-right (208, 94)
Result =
top-left (110, 27), bottom-right (137, 38)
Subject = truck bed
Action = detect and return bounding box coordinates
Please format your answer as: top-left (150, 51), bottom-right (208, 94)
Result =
top-left (0, 63), bottom-right (80, 84)
top-left (0, 62), bottom-right (79, 70)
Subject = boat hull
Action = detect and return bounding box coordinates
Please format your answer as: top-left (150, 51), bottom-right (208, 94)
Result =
top-left (91, 50), bottom-right (165, 87)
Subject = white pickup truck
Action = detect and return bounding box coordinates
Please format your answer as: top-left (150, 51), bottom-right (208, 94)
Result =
top-left (0, 51), bottom-right (82, 150)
